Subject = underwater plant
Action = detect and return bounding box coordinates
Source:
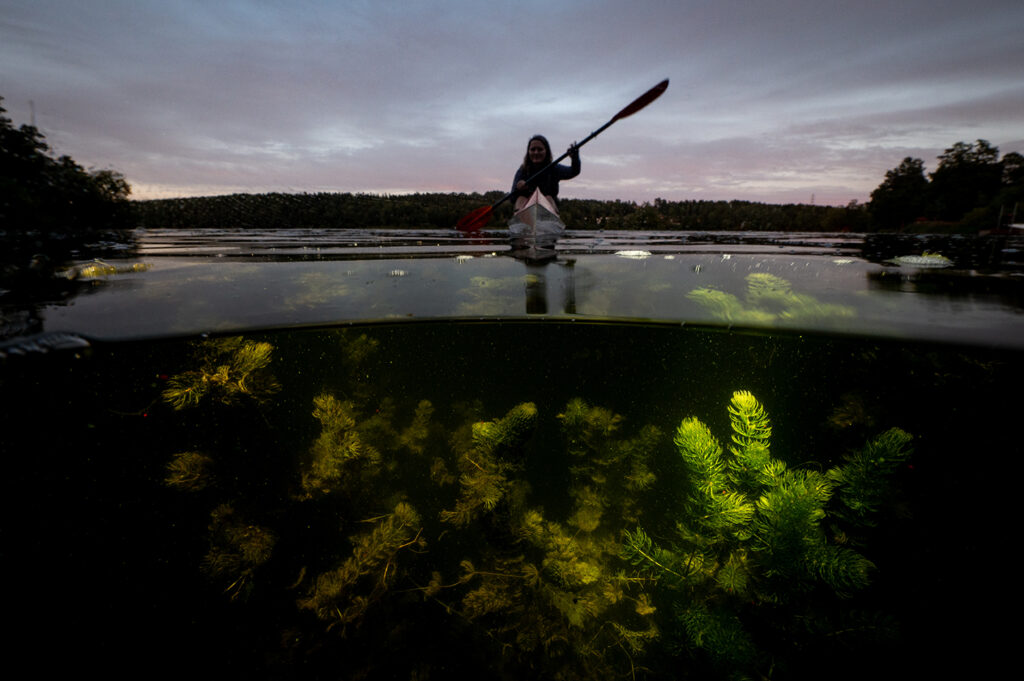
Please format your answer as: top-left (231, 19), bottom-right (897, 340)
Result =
top-left (164, 450), bottom-right (214, 492)
top-left (297, 502), bottom-right (424, 634)
top-left (300, 393), bottom-right (383, 498)
top-left (688, 272), bottom-right (855, 325)
top-left (439, 402), bottom-right (537, 526)
top-left (621, 390), bottom-right (912, 676)
top-left (152, 326), bottom-right (917, 679)
top-left (429, 400), bottom-right (664, 680)
top-left (161, 336), bottom-right (280, 410)
top-left (201, 503), bottom-right (277, 602)
top-left (397, 399), bottom-right (434, 455)
top-left (557, 398), bottom-right (661, 530)
top-left (299, 393), bottom-right (439, 500)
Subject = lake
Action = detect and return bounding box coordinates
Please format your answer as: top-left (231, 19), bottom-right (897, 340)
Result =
top-left (2, 227), bottom-right (1021, 680)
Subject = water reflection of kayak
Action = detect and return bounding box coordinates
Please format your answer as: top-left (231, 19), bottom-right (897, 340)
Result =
top-left (508, 189), bottom-right (564, 261)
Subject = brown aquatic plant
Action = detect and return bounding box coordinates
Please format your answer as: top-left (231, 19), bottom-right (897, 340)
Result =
top-left (298, 502), bottom-right (423, 634)
top-left (164, 450), bottom-right (214, 491)
top-left (300, 393), bottom-right (382, 498)
top-left (201, 503), bottom-right (277, 601)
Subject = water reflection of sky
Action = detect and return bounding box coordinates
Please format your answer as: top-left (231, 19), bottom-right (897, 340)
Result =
top-left (15, 229), bottom-right (1024, 348)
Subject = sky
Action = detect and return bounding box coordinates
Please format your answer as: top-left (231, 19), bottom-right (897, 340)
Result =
top-left (2, 0), bottom-right (1022, 206)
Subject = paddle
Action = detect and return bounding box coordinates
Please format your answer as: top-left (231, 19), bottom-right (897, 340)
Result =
top-left (456, 78), bottom-right (670, 232)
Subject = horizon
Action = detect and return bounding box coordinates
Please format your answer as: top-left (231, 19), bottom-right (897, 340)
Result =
top-left (124, 186), bottom-right (852, 209)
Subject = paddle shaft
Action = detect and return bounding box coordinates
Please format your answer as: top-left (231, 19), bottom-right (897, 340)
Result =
top-left (496, 79), bottom-right (669, 211)
top-left (457, 79), bottom-right (668, 230)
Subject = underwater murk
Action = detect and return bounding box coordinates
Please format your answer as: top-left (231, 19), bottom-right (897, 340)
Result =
top-left (2, 320), bottom-right (1018, 680)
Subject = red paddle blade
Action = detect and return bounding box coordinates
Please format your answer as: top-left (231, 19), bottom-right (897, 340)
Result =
top-left (456, 205), bottom-right (493, 231)
top-left (612, 79), bottom-right (669, 123)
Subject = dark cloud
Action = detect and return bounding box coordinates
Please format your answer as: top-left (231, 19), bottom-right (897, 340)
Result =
top-left (2, 0), bottom-right (1021, 205)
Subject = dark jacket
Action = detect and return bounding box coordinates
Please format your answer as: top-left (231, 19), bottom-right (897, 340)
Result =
top-left (512, 150), bottom-right (581, 201)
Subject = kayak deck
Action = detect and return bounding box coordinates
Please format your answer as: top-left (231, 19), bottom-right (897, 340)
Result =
top-left (508, 189), bottom-right (564, 259)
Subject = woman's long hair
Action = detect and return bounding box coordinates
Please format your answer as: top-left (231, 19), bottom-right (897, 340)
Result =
top-left (521, 134), bottom-right (552, 172)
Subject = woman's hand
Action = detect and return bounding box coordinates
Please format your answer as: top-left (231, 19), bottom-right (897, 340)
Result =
top-left (567, 142), bottom-right (580, 157)
top-left (516, 180), bottom-right (527, 190)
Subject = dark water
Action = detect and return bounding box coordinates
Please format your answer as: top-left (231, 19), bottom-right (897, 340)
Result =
top-left (2, 229), bottom-right (1022, 679)
top-left (4, 321), bottom-right (1019, 680)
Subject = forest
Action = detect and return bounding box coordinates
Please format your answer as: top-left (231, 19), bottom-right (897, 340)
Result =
top-left (130, 190), bottom-right (870, 233)
top-left (3, 92), bottom-right (1021, 235)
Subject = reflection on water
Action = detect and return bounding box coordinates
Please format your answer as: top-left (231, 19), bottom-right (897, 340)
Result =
top-left (2, 228), bottom-right (1023, 347)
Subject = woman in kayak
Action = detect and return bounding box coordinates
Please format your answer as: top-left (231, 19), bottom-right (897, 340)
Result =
top-left (512, 134), bottom-right (581, 210)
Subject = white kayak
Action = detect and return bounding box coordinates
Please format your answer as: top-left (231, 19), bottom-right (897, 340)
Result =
top-left (508, 189), bottom-right (564, 259)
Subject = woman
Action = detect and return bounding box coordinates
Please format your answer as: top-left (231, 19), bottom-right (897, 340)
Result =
top-left (512, 134), bottom-right (581, 210)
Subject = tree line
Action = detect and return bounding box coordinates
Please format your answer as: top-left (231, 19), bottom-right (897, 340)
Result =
top-left (131, 192), bottom-right (873, 233)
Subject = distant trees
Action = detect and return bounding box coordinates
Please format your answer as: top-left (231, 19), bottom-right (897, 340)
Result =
top-left (869, 140), bottom-right (1023, 231)
top-left (868, 157), bottom-right (929, 231)
top-left (133, 191), bottom-right (514, 230)
top-left (134, 192), bottom-right (871, 233)
top-left (1, 96), bottom-right (132, 232)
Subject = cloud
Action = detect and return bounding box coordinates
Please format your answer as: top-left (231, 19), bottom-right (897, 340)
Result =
top-left (2, 0), bottom-right (1022, 205)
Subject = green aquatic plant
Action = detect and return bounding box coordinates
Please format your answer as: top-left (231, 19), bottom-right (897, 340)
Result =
top-left (161, 336), bottom-right (280, 410)
top-left (299, 388), bottom-right (441, 503)
top-left (202, 503), bottom-right (277, 601)
top-left (164, 450), bottom-right (214, 491)
top-left (151, 328), bottom-right (917, 679)
top-left (471, 401), bottom-right (538, 457)
top-left (398, 399), bottom-right (434, 455)
top-left (558, 398), bottom-right (660, 531)
top-left (297, 502), bottom-right (423, 634)
top-left (439, 402), bottom-right (537, 526)
top-left (686, 287), bottom-right (775, 325)
top-left (622, 390), bottom-right (912, 676)
top-left (300, 393), bottom-right (383, 498)
top-left (688, 272), bottom-right (855, 325)
top-left (827, 426), bottom-right (914, 527)
top-left (431, 400), bottom-right (664, 680)
top-left (453, 501), bottom-right (661, 679)
top-left (332, 330), bottom-right (379, 366)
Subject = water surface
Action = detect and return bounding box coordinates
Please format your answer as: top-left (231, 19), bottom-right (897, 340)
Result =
top-left (4, 228), bottom-right (1022, 347)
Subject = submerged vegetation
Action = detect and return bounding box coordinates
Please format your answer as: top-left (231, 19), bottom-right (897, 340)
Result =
top-left (623, 391), bottom-right (911, 675)
top-left (156, 331), bottom-right (915, 679)
top-left (161, 337), bottom-right (280, 410)
top-left (688, 273), bottom-right (856, 325)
